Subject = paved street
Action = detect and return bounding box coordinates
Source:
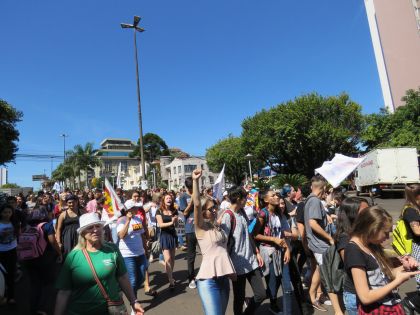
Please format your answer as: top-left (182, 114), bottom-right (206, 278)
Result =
top-left (3, 195), bottom-right (416, 315)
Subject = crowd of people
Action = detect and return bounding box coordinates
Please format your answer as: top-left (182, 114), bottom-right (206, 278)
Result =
top-left (0, 172), bottom-right (420, 315)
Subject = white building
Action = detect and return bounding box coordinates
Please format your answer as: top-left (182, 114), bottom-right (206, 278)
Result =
top-left (92, 138), bottom-right (145, 190)
top-left (0, 168), bottom-right (7, 186)
top-left (160, 156), bottom-right (219, 191)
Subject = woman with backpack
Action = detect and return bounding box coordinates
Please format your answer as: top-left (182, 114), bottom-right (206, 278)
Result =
top-left (255, 190), bottom-right (295, 314)
top-left (334, 197), bottom-right (369, 315)
top-left (220, 186), bottom-right (266, 315)
top-left (191, 169), bottom-right (236, 315)
top-left (20, 206), bottom-right (62, 315)
top-left (0, 204), bottom-right (19, 305)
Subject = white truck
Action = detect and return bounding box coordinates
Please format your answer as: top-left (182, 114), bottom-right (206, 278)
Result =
top-left (355, 147), bottom-right (420, 196)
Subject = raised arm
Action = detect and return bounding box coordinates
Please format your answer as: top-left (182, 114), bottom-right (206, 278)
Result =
top-left (192, 169), bottom-right (204, 233)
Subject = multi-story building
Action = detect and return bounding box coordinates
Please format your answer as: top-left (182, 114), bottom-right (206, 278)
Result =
top-left (0, 168), bottom-right (8, 186)
top-left (160, 156), bottom-right (219, 191)
top-left (364, 0), bottom-right (420, 112)
top-left (93, 138), bottom-right (144, 190)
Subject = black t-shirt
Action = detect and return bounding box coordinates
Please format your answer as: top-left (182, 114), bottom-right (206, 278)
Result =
top-left (156, 209), bottom-right (178, 236)
top-left (336, 233), bottom-right (355, 293)
top-left (295, 202), bottom-right (305, 224)
top-left (344, 242), bottom-right (400, 305)
top-left (403, 207), bottom-right (420, 243)
top-left (285, 199), bottom-right (297, 214)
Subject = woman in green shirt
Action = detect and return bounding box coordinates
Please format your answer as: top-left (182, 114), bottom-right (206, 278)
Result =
top-left (54, 213), bottom-right (144, 315)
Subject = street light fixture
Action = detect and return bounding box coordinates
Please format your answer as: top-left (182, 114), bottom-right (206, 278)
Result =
top-left (121, 16), bottom-right (146, 184)
top-left (245, 153), bottom-right (253, 183)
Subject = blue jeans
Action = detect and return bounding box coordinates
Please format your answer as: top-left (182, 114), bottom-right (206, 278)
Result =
top-left (123, 255), bottom-right (148, 294)
top-left (265, 261), bottom-right (293, 314)
top-left (197, 276), bottom-right (230, 315)
top-left (343, 291), bottom-right (357, 315)
top-left (178, 234), bottom-right (184, 246)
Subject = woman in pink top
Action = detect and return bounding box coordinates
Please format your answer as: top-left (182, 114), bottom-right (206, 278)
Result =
top-left (192, 169), bottom-right (236, 315)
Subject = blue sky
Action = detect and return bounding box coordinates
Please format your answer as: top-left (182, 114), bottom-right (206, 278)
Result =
top-left (1, 0), bottom-right (384, 188)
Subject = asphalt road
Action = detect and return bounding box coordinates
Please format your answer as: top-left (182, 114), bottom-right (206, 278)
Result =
top-left (3, 195), bottom-right (416, 315)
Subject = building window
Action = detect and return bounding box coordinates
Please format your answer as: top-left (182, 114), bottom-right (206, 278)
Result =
top-left (105, 162), bottom-right (112, 172)
top-left (121, 161), bottom-right (128, 173)
top-left (184, 165), bottom-right (196, 173)
top-left (173, 167), bottom-right (176, 174)
top-left (209, 176), bottom-right (214, 185)
top-left (201, 164), bottom-right (205, 170)
top-left (178, 165), bottom-right (181, 173)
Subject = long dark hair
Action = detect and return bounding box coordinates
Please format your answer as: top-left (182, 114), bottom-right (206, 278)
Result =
top-left (335, 197), bottom-right (368, 239)
top-left (0, 204), bottom-right (20, 237)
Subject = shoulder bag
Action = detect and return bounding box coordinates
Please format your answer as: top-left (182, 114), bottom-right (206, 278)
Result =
top-left (82, 249), bottom-right (127, 315)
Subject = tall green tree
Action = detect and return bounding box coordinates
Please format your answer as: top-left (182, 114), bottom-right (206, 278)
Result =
top-left (52, 161), bottom-right (75, 188)
top-left (241, 93), bottom-right (363, 178)
top-left (0, 99), bottom-right (23, 165)
top-left (206, 135), bottom-right (249, 185)
top-left (130, 133), bottom-right (170, 162)
top-left (361, 88), bottom-right (420, 150)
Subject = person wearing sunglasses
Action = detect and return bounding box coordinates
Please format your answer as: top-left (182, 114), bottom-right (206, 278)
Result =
top-left (55, 212), bottom-right (144, 315)
top-left (191, 169), bottom-right (236, 315)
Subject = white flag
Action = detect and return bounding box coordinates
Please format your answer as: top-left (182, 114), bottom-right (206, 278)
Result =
top-left (315, 154), bottom-right (366, 188)
top-left (116, 162), bottom-right (122, 188)
top-left (213, 164), bottom-right (225, 202)
top-left (52, 182), bottom-right (61, 192)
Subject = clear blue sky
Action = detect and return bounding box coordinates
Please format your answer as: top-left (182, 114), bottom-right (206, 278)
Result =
top-left (1, 0), bottom-right (384, 188)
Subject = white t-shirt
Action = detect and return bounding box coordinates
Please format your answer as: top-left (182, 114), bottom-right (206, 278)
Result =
top-left (0, 222), bottom-right (17, 252)
top-left (117, 216), bottom-right (145, 257)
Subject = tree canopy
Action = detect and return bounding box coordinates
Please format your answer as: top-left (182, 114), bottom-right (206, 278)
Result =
top-left (130, 133), bottom-right (170, 162)
top-left (205, 135), bottom-right (249, 185)
top-left (0, 99), bottom-right (23, 165)
top-left (241, 93), bottom-right (363, 177)
top-left (361, 88), bottom-right (420, 150)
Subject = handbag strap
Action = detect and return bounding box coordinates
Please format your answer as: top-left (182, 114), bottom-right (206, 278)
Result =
top-left (82, 248), bottom-right (122, 306)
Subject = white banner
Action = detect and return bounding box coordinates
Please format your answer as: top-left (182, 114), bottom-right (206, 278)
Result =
top-left (315, 154), bottom-right (366, 188)
top-left (213, 164), bottom-right (225, 202)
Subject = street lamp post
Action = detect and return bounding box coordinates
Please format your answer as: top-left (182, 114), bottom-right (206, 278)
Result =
top-left (121, 16), bottom-right (146, 184)
top-left (245, 153), bottom-right (253, 182)
top-left (60, 134), bottom-right (69, 161)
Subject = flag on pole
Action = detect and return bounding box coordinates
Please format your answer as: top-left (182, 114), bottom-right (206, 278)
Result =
top-left (213, 164), bottom-right (225, 202)
top-left (315, 153), bottom-right (366, 188)
top-left (103, 178), bottom-right (123, 220)
top-left (116, 162), bottom-right (122, 188)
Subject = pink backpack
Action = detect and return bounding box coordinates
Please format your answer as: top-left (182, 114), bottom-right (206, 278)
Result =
top-left (17, 223), bottom-right (47, 261)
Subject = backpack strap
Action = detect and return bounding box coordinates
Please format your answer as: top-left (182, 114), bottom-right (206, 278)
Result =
top-left (224, 209), bottom-right (236, 234)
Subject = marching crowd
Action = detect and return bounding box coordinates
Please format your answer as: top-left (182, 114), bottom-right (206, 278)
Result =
top-left (0, 170), bottom-right (420, 315)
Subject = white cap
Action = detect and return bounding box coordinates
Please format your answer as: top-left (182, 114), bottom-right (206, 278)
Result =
top-left (124, 199), bottom-right (143, 210)
top-left (223, 191), bottom-right (228, 197)
top-left (77, 213), bottom-right (105, 234)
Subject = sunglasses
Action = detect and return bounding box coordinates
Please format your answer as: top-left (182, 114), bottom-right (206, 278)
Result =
top-left (85, 224), bottom-right (103, 232)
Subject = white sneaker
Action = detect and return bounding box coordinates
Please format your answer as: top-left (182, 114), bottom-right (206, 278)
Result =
top-left (188, 279), bottom-right (197, 289)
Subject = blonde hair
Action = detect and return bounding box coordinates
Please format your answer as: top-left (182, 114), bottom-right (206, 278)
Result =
top-left (351, 205), bottom-right (394, 280)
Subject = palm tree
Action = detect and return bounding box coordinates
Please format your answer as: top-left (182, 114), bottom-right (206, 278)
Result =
top-left (66, 143), bottom-right (101, 189)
